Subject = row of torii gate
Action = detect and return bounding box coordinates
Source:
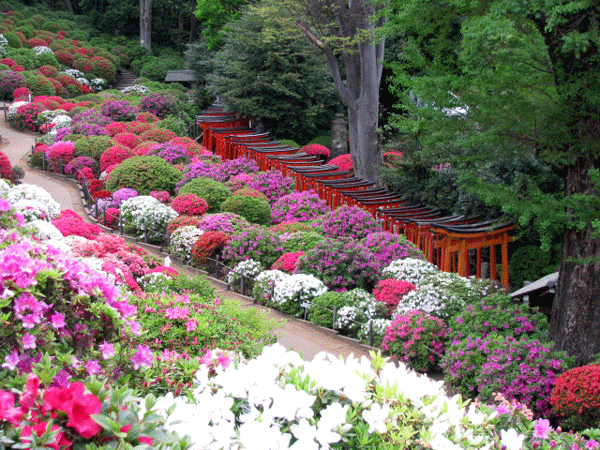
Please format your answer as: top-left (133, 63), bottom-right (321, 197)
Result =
top-left (197, 104), bottom-right (516, 289)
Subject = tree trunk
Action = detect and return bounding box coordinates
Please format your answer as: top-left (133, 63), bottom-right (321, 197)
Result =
top-left (140, 0), bottom-right (152, 51)
top-left (549, 157), bottom-right (600, 366)
top-left (63, 0), bottom-right (74, 14)
top-left (176, 0), bottom-right (184, 51)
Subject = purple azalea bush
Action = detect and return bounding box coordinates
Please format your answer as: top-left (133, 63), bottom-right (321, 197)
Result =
top-left (100, 100), bottom-right (138, 122)
top-left (361, 231), bottom-right (425, 269)
top-left (148, 142), bottom-right (191, 165)
top-left (219, 157), bottom-right (260, 180)
top-left (64, 156), bottom-right (97, 176)
top-left (248, 170), bottom-right (295, 203)
top-left (196, 212), bottom-right (251, 234)
top-left (271, 190), bottom-right (330, 224)
top-left (138, 92), bottom-right (179, 119)
top-left (177, 161), bottom-right (226, 189)
top-left (321, 206), bottom-right (381, 239)
top-left (296, 237), bottom-right (380, 291)
top-left (111, 187), bottom-right (138, 208)
top-left (70, 109), bottom-right (112, 136)
top-left (221, 225), bottom-right (284, 267)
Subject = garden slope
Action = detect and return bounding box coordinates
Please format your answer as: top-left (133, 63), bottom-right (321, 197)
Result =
top-left (0, 104), bottom-right (373, 362)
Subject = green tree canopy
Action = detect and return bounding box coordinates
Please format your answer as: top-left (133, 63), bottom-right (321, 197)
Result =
top-left (387, 0), bottom-right (600, 364)
top-left (207, 0), bottom-right (341, 144)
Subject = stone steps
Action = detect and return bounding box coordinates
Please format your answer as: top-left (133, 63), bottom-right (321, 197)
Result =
top-left (114, 68), bottom-right (138, 91)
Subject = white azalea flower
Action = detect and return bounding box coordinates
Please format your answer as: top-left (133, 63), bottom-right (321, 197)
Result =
top-left (500, 428), bottom-right (525, 450)
top-left (362, 403), bottom-right (390, 434)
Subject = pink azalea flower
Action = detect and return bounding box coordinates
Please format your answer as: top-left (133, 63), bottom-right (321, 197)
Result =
top-left (22, 332), bottom-right (36, 349)
top-left (2, 351), bottom-right (19, 370)
top-left (51, 312), bottom-right (66, 328)
top-left (99, 341), bottom-right (115, 360)
top-left (131, 345), bottom-right (153, 369)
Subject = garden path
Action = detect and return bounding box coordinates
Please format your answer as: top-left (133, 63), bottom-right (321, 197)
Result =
top-left (0, 106), bottom-right (374, 362)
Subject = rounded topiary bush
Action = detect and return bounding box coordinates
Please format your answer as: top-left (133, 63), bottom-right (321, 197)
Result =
top-left (334, 289), bottom-right (388, 338)
top-left (178, 177), bottom-right (233, 213)
top-left (105, 155), bottom-right (182, 195)
top-left (247, 170), bottom-right (295, 203)
top-left (373, 279), bottom-right (418, 316)
top-left (169, 225), bottom-right (204, 259)
top-left (296, 237), bottom-right (379, 291)
top-left (361, 231), bottom-right (425, 270)
top-left (272, 274), bottom-right (328, 316)
top-left (550, 363), bottom-right (600, 430)
top-left (190, 231), bottom-right (232, 267)
top-left (308, 292), bottom-right (347, 328)
top-left (220, 195), bottom-right (272, 226)
top-left (252, 270), bottom-right (289, 305)
top-left (99, 145), bottom-right (132, 172)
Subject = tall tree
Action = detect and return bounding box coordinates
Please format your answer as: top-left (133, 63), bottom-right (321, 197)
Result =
top-left (140, 0), bottom-right (152, 50)
top-left (389, 0), bottom-right (600, 364)
top-left (291, 0), bottom-right (388, 182)
top-left (205, 0), bottom-right (342, 144)
top-left (195, 0), bottom-right (256, 51)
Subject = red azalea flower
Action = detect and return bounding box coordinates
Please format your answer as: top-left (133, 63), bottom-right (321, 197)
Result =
top-left (0, 390), bottom-right (24, 425)
top-left (21, 421), bottom-right (72, 450)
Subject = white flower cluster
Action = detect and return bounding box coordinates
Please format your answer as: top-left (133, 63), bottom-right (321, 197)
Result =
top-left (77, 77), bottom-right (90, 86)
top-left (37, 109), bottom-right (67, 125)
top-left (169, 225), bottom-right (203, 259)
top-left (334, 289), bottom-right (387, 334)
top-left (0, 179), bottom-right (11, 197)
top-left (252, 269), bottom-right (289, 304)
top-left (90, 78), bottom-right (107, 90)
top-left (7, 184), bottom-right (61, 220)
top-left (122, 84), bottom-right (150, 94)
top-left (135, 203), bottom-right (178, 242)
top-left (32, 46), bottom-right (53, 55)
top-left (227, 259), bottom-right (263, 290)
top-left (25, 220), bottom-right (63, 241)
top-left (381, 257), bottom-right (440, 286)
top-left (50, 114), bottom-right (72, 128)
top-left (396, 271), bottom-right (469, 320)
top-left (272, 274), bottom-right (327, 307)
top-left (138, 271), bottom-right (171, 291)
top-left (8, 101), bottom-right (28, 119)
top-left (61, 68), bottom-right (85, 78)
top-left (358, 318), bottom-right (392, 346)
top-left (146, 343), bottom-right (511, 450)
top-left (0, 34), bottom-right (8, 56)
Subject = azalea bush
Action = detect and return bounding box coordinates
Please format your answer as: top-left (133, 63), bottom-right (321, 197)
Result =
top-left (296, 237), bottom-right (379, 291)
top-left (105, 156), bottom-right (183, 196)
top-left (271, 251), bottom-right (304, 273)
top-left (449, 293), bottom-right (549, 341)
top-left (442, 333), bottom-right (572, 417)
top-left (281, 230), bottom-right (326, 253)
top-left (222, 226), bottom-right (283, 268)
top-left (147, 142), bottom-right (191, 165)
top-left (119, 195), bottom-right (178, 243)
top-left (329, 153), bottom-right (353, 171)
top-left (168, 225), bottom-right (203, 259)
top-left (271, 190), bottom-right (330, 224)
top-left (334, 289), bottom-right (388, 338)
top-left (382, 310), bottom-right (449, 373)
top-left (178, 177), bottom-right (232, 213)
top-left (190, 231), bottom-right (232, 267)
top-left (550, 363), bottom-right (600, 430)
top-left (251, 269), bottom-right (290, 305)
top-left (219, 157), bottom-right (260, 180)
top-left (381, 257), bottom-right (441, 286)
top-left (372, 279), bottom-right (418, 315)
top-left (170, 193), bottom-right (208, 216)
top-left (248, 169), bottom-right (295, 202)
top-left (271, 273), bottom-right (328, 316)
top-left (220, 194), bottom-right (272, 226)
top-left (361, 231), bottom-right (425, 269)
top-left (320, 206), bottom-right (380, 239)
top-left (397, 272), bottom-right (498, 321)
top-left (0, 374), bottom-right (187, 450)
top-left (196, 212), bottom-right (250, 234)
top-left (307, 291), bottom-right (348, 328)
top-left (226, 259), bottom-right (264, 294)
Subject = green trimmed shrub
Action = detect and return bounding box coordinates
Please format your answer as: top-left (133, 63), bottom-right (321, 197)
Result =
top-left (106, 155), bottom-right (183, 195)
top-left (3, 32), bottom-right (23, 49)
top-left (308, 292), bottom-right (347, 328)
top-left (35, 52), bottom-right (59, 68)
top-left (282, 231), bottom-right (326, 253)
top-left (220, 195), bottom-right (272, 226)
top-left (73, 135), bottom-right (113, 161)
top-left (6, 47), bottom-right (36, 70)
top-left (22, 71), bottom-right (55, 96)
top-left (308, 135), bottom-right (330, 148)
top-left (178, 177), bottom-right (233, 213)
